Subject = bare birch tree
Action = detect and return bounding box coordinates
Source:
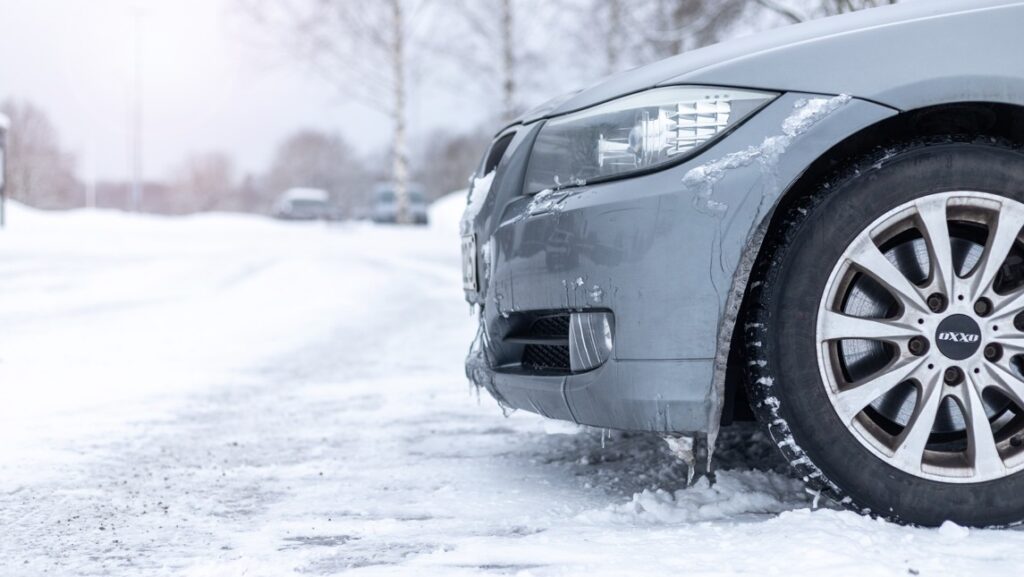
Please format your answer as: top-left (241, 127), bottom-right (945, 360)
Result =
top-left (556, 0), bottom-right (630, 77)
top-left (238, 0), bottom-right (429, 223)
top-left (431, 0), bottom-right (568, 124)
top-left (430, 0), bottom-right (520, 123)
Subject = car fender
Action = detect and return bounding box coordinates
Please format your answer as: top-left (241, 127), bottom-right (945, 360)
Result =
top-left (680, 93), bottom-right (896, 442)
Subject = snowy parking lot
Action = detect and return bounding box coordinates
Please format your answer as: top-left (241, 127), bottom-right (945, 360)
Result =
top-left (3, 196), bottom-right (1024, 576)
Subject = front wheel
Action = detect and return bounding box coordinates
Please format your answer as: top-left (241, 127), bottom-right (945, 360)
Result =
top-left (746, 138), bottom-right (1024, 526)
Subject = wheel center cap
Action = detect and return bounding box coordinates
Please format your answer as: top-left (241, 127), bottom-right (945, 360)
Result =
top-left (935, 314), bottom-right (982, 360)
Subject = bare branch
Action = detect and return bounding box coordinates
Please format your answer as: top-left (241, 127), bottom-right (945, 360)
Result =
top-left (754, 0), bottom-right (809, 23)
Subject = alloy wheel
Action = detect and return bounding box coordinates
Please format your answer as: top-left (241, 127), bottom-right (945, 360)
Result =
top-left (817, 191), bottom-right (1024, 483)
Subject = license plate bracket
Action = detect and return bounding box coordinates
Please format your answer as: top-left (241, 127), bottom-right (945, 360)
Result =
top-left (461, 234), bottom-right (478, 291)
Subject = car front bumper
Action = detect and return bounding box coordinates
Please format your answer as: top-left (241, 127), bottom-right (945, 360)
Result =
top-left (463, 91), bottom-right (896, 434)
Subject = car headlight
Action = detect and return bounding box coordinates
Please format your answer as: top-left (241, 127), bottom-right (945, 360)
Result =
top-left (525, 86), bottom-right (777, 193)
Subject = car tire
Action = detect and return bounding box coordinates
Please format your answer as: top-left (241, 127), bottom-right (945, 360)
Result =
top-left (745, 137), bottom-right (1024, 527)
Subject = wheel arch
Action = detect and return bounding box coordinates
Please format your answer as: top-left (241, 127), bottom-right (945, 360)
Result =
top-left (721, 100), bottom-right (1024, 423)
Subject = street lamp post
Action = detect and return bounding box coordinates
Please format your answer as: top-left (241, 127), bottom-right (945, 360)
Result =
top-left (0, 113), bottom-right (9, 229)
top-left (129, 5), bottom-right (144, 213)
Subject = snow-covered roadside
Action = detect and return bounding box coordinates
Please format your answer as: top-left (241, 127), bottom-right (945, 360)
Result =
top-left (0, 205), bottom-right (400, 467)
top-left (2, 196), bottom-right (1024, 576)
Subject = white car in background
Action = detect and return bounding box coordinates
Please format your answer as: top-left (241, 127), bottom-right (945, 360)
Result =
top-left (272, 188), bottom-right (338, 221)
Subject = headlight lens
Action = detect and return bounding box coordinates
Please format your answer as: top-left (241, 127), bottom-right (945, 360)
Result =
top-left (525, 86), bottom-right (777, 193)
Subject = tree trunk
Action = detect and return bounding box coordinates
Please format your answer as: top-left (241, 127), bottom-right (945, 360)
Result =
top-left (605, 0), bottom-right (623, 74)
top-left (390, 0), bottom-right (409, 224)
top-left (500, 0), bottom-right (516, 123)
top-left (667, 0), bottom-right (684, 56)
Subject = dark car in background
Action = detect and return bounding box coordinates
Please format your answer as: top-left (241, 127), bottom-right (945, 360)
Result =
top-left (372, 183), bottom-right (429, 225)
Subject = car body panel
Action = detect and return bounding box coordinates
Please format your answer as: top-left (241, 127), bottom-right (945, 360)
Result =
top-left (466, 93), bottom-right (896, 433)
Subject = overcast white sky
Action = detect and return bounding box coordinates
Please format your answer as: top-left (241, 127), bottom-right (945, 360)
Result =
top-left (0, 0), bottom-right (485, 181)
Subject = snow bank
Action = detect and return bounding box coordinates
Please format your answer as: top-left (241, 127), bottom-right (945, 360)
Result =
top-left (0, 201), bottom-right (460, 463)
top-left (429, 189), bottom-right (467, 235)
top-left (578, 469), bottom-right (809, 524)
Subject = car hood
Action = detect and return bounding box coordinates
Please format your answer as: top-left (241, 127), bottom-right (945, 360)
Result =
top-left (515, 0), bottom-right (1024, 126)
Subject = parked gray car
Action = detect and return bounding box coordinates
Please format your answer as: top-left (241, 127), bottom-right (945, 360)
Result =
top-left (372, 184), bottom-right (429, 225)
top-left (461, 0), bottom-right (1024, 527)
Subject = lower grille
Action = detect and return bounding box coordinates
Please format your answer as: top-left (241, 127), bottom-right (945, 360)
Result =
top-left (503, 311), bottom-right (613, 375)
top-left (529, 314), bottom-right (570, 338)
top-left (522, 343), bottom-right (571, 372)
top-left (507, 313), bottom-right (572, 373)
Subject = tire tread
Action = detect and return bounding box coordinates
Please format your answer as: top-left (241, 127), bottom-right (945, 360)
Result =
top-left (742, 135), bottom-right (1024, 524)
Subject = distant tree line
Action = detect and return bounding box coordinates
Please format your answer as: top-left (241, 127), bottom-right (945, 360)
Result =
top-left (2, 0), bottom-right (895, 216)
top-left (1, 100), bottom-right (82, 210)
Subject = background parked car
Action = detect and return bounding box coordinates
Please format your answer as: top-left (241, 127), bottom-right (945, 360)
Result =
top-left (372, 183), bottom-right (429, 225)
top-left (272, 188), bottom-right (338, 221)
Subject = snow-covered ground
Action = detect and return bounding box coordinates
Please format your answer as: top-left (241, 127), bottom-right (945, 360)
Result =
top-left (2, 196), bottom-right (1024, 576)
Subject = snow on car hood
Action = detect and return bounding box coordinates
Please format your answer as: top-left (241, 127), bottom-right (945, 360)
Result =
top-left (514, 0), bottom-right (1024, 126)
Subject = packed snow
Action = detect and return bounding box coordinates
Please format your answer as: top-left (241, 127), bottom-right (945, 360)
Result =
top-left (2, 196), bottom-right (1024, 576)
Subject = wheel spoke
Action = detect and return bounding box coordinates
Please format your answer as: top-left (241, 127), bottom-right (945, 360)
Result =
top-left (892, 371), bottom-right (944, 471)
top-left (989, 288), bottom-right (1024, 322)
top-left (997, 333), bottom-right (1024, 355)
top-left (961, 373), bottom-right (1005, 477)
top-left (819, 310), bottom-right (920, 342)
top-left (833, 356), bottom-right (929, 423)
top-left (846, 236), bottom-right (928, 314)
top-left (916, 197), bottom-right (958, 297)
top-left (968, 203), bottom-right (1024, 301)
top-left (983, 360), bottom-right (1024, 409)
